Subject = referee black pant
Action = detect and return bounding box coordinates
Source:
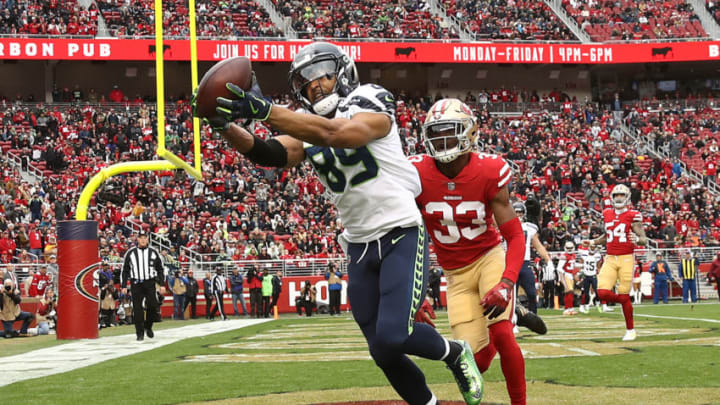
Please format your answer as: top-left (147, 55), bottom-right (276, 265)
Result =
top-left (210, 290), bottom-right (226, 320)
top-left (131, 279), bottom-right (159, 338)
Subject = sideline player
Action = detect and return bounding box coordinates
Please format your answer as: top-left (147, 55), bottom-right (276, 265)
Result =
top-left (577, 244), bottom-right (603, 313)
top-left (412, 98), bottom-right (527, 405)
top-left (557, 242), bottom-right (579, 315)
top-left (197, 42), bottom-right (483, 405)
top-left (513, 201), bottom-right (552, 314)
top-left (583, 184), bottom-right (648, 341)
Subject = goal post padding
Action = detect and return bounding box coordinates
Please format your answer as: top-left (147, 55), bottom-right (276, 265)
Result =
top-left (57, 220), bottom-right (99, 340)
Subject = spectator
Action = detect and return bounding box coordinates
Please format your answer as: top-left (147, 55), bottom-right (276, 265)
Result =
top-left (649, 253), bottom-right (673, 304)
top-left (325, 263), bottom-right (342, 316)
top-left (35, 288), bottom-right (56, 335)
top-left (109, 85), bottom-right (124, 103)
top-left (230, 268), bottom-right (248, 316)
top-left (296, 280), bottom-right (316, 317)
top-left (679, 250), bottom-right (699, 303)
top-left (184, 270), bottom-right (199, 319)
top-left (271, 270), bottom-right (282, 312)
top-left (167, 269), bottom-right (188, 320)
top-left (28, 266), bottom-right (50, 297)
top-left (203, 272), bottom-right (213, 319)
top-left (247, 265), bottom-right (263, 318)
top-left (262, 268), bottom-right (273, 318)
top-left (0, 278), bottom-right (34, 338)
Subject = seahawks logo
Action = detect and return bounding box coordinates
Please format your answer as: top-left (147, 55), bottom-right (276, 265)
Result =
top-left (74, 262), bottom-right (102, 303)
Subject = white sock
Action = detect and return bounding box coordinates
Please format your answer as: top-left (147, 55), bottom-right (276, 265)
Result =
top-left (426, 392), bottom-right (438, 405)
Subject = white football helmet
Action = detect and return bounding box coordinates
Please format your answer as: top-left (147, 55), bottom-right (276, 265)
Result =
top-left (611, 184), bottom-right (631, 210)
top-left (564, 241), bottom-right (575, 252)
top-left (422, 98), bottom-right (478, 163)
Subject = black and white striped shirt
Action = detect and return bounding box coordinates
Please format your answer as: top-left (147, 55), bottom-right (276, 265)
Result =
top-left (212, 274), bottom-right (227, 294)
top-left (121, 246), bottom-right (164, 285)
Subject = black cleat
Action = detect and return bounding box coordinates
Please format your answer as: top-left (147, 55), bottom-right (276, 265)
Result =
top-left (145, 328), bottom-right (154, 338)
top-left (136, 335), bottom-right (144, 341)
top-left (516, 304), bottom-right (547, 335)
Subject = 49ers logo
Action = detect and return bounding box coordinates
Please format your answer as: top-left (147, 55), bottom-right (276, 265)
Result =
top-left (74, 262), bottom-right (102, 303)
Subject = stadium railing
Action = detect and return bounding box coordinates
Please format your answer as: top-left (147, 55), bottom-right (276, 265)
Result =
top-left (4, 150), bottom-right (44, 182)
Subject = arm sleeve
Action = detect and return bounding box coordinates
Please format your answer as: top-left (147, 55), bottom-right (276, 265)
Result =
top-left (498, 217), bottom-right (524, 283)
top-left (154, 250), bottom-right (165, 282)
top-left (121, 249), bottom-right (131, 286)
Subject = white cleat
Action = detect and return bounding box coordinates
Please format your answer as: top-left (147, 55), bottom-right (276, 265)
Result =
top-left (602, 305), bottom-right (614, 312)
top-left (512, 326), bottom-right (520, 335)
top-left (578, 305), bottom-right (588, 314)
top-left (622, 329), bottom-right (637, 341)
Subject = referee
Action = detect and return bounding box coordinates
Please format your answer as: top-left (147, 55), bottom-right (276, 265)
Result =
top-left (122, 230), bottom-right (165, 341)
top-left (210, 268), bottom-right (228, 320)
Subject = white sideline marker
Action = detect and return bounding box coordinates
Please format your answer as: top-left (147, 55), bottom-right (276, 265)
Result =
top-left (0, 319), bottom-right (271, 387)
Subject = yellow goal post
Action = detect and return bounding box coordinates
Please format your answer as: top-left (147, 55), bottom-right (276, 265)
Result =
top-left (76, 0), bottom-right (202, 220)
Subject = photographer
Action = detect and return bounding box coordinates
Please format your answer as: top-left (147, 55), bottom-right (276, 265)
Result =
top-left (99, 281), bottom-right (119, 328)
top-left (1, 279), bottom-right (34, 338)
top-left (36, 288), bottom-right (56, 335)
top-left (246, 265), bottom-right (263, 318)
top-left (167, 269), bottom-right (188, 320)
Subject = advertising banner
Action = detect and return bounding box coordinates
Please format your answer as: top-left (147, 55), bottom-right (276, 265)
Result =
top-left (2, 37), bottom-right (720, 64)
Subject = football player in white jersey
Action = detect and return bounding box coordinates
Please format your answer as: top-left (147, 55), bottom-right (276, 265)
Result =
top-left (577, 245), bottom-right (602, 313)
top-left (195, 42), bottom-right (483, 405)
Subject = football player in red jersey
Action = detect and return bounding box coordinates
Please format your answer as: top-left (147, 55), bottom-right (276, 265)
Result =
top-left (556, 241), bottom-right (579, 315)
top-left (411, 99), bottom-right (527, 405)
top-left (583, 184), bottom-right (648, 341)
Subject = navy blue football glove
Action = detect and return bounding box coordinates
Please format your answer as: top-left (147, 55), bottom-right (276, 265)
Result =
top-left (216, 82), bottom-right (272, 122)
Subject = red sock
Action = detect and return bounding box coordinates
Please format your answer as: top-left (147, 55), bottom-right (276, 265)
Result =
top-left (474, 342), bottom-right (497, 373)
top-left (616, 294), bottom-right (634, 329)
top-left (564, 292), bottom-right (573, 309)
top-left (597, 289), bottom-right (617, 303)
top-left (489, 321), bottom-right (526, 405)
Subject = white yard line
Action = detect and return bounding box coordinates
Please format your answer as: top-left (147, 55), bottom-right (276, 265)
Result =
top-left (0, 319), bottom-right (271, 387)
top-left (634, 314), bottom-right (720, 323)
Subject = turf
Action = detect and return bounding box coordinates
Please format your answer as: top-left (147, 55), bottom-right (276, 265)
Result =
top-left (2, 303), bottom-right (720, 404)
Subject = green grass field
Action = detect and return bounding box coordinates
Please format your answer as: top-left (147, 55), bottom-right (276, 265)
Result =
top-left (2, 302), bottom-right (720, 405)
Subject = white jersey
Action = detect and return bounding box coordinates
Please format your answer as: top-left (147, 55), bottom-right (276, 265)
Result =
top-left (580, 251), bottom-right (602, 277)
top-left (303, 84), bottom-right (422, 244)
top-left (521, 222), bottom-right (538, 261)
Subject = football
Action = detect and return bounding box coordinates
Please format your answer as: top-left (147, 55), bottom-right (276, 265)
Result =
top-left (195, 56), bottom-right (253, 120)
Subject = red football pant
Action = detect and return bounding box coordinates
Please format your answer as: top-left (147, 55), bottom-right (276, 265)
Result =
top-left (598, 289), bottom-right (634, 329)
top-left (474, 320), bottom-right (526, 405)
top-left (564, 292), bottom-right (574, 309)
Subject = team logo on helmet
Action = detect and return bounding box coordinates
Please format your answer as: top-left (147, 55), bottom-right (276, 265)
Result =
top-left (74, 262), bottom-right (102, 303)
top-left (422, 98), bottom-right (478, 163)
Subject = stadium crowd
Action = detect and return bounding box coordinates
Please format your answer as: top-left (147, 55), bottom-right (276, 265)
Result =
top-left (2, 86), bottom-right (720, 292)
top-left (446, 0), bottom-right (576, 41)
top-left (0, 0), bottom-right (98, 36)
top-left (563, 0), bottom-right (707, 41)
top-left (277, 0), bottom-right (458, 39)
top-left (96, 0), bottom-right (281, 38)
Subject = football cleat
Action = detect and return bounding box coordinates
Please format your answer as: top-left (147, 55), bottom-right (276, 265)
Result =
top-left (578, 305), bottom-right (588, 314)
top-left (602, 305), bottom-right (615, 312)
top-left (622, 329), bottom-right (637, 341)
top-left (446, 340), bottom-right (484, 405)
top-left (515, 304), bottom-right (547, 335)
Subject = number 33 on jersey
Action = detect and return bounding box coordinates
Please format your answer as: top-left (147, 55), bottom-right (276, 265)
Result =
top-left (411, 153), bottom-right (512, 270)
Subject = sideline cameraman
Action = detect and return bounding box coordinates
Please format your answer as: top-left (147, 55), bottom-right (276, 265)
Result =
top-left (1, 279), bottom-right (35, 338)
top-left (36, 288), bottom-right (56, 335)
top-left (246, 265), bottom-right (263, 318)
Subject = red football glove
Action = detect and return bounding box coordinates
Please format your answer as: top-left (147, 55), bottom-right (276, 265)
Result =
top-left (480, 281), bottom-right (513, 319)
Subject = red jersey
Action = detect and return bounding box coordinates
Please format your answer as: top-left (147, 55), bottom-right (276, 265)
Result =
top-left (603, 208), bottom-right (642, 255)
top-left (559, 252), bottom-right (577, 274)
top-left (29, 272), bottom-right (50, 297)
top-left (412, 153), bottom-right (510, 270)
